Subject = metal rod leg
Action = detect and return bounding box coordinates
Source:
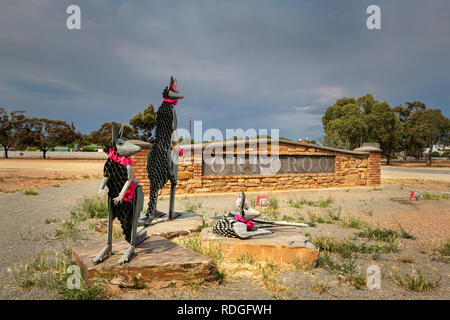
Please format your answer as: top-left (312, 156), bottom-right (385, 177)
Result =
top-left (169, 182), bottom-right (176, 220)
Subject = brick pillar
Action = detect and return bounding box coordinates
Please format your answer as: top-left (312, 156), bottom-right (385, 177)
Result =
top-left (353, 146), bottom-right (382, 186)
top-left (367, 151), bottom-right (381, 186)
top-left (129, 140), bottom-right (151, 194)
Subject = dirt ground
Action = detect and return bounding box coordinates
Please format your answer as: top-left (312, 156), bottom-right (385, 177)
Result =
top-left (0, 159), bottom-right (104, 193)
top-left (0, 159), bottom-right (449, 300)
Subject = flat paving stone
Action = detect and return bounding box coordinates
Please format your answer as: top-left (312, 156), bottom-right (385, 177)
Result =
top-left (94, 212), bottom-right (203, 239)
top-left (72, 236), bottom-right (217, 289)
top-left (200, 226), bottom-right (319, 265)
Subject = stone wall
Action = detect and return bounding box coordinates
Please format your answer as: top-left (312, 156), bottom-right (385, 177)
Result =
top-left (130, 140), bottom-right (381, 196)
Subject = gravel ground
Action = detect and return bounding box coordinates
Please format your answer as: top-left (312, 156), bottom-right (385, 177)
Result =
top-left (0, 180), bottom-right (101, 299)
top-left (0, 178), bottom-right (449, 300)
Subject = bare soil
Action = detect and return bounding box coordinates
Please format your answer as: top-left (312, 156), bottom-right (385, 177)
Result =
top-left (0, 159), bottom-right (104, 193)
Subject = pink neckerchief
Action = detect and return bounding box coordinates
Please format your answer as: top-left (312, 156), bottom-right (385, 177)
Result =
top-left (163, 98), bottom-right (178, 105)
top-left (107, 148), bottom-right (135, 202)
top-left (108, 148), bottom-right (133, 166)
top-left (234, 213), bottom-right (255, 231)
top-left (163, 83), bottom-right (179, 105)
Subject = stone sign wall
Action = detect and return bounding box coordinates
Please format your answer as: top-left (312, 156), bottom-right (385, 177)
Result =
top-left (130, 139), bottom-right (381, 195)
top-left (203, 155), bottom-right (335, 176)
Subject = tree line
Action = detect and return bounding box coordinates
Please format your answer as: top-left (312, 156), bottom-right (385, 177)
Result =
top-left (320, 94), bottom-right (449, 165)
top-left (0, 104), bottom-right (156, 159)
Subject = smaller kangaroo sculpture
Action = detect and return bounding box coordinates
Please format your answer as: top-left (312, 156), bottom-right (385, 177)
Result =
top-left (93, 123), bottom-right (147, 265)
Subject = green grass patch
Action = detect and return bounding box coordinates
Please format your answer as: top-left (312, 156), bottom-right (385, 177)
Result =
top-left (358, 226), bottom-right (399, 242)
top-left (22, 187), bottom-right (38, 195)
top-left (288, 196), bottom-right (334, 208)
top-left (392, 268), bottom-right (440, 292)
top-left (437, 239), bottom-right (450, 256)
top-left (317, 252), bottom-right (366, 289)
top-left (313, 236), bottom-right (399, 256)
top-left (340, 216), bottom-right (368, 229)
top-left (184, 201), bottom-right (202, 213)
top-left (70, 196), bottom-right (108, 221)
top-left (236, 253), bottom-right (256, 265)
top-left (421, 192), bottom-right (450, 200)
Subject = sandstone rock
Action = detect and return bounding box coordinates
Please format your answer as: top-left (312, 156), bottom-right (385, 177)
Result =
top-left (200, 227), bottom-right (318, 265)
top-left (72, 236), bottom-right (217, 289)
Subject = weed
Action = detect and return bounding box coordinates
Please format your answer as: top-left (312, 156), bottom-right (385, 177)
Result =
top-left (132, 276), bottom-right (147, 289)
top-left (340, 216), bottom-right (368, 229)
top-left (71, 196), bottom-right (108, 221)
top-left (217, 269), bottom-right (227, 284)
top-left (397, 225), bottom-right (416, 240)
top-left (196, 219), bottom-right (210, 232)
top-left (292, 259), bottom-right (315, 271)
top-left (55, 219), bottom-right (81, 240)
top-left (371, 252), bottom-right (381, 261)
top-left (421, 192), bottom-right (450, 200)
top-left (392, 268), bottom-right (440, 292)
top-left (399, 255), bottom-right (414, 264)
top-left (53, 183), bottom-right (60, 187)
top-left (327, 207), bottom-right (342, 221)
top-left (236, 253), bottom-right (256, 265)
top-left (359, 226), bottom-right (399, 243)
top-left (287, 198), bottom-right (303, 209)
top-left (23, 187), bottom-right (38, 195)
top-left (317, 196), bottom-right (333, 208)
top-left (203, 245), bottom-right (223, 264)
top-left (185, 201), bottom-right (202, 213)
top-left (7, 265), bottom-right (35, 289)
top-left (187, 278), bottom-right (206, 292)
top-left (437, 239), bottom-right (450, 256)
top-left (257, 262), bottom-right (286, 296)
top-left (317, 253), bottom-right (366, 289)
top-left (345, 273), bottom-right (367, 289)
top-left (178, 236), bottom-right (201, 253)
top-left (309, 279), bottom-right (329, 294)
top-left (313, 236), bottom-right (399, 256)
top-left (30, 250), bottom-right (53, 272)
top-left (267, 197), bottom-right (279, 210)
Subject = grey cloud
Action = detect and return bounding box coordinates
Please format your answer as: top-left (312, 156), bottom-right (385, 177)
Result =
top-left (0, 0), bottom-right (449, 140)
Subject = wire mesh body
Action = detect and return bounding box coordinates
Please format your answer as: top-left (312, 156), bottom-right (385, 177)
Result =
top-left (146, 101), bottom-right (177, 217)
top-left (213, 218), bottom-right (239, 238)
top-left (104, 158), bottom-right (134, 242)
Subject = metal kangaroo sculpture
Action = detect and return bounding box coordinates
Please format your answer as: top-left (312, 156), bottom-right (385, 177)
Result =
top-left (145, 76), bottom-right (184, 222)
top-left (93, 123), bottom-right (147, 265)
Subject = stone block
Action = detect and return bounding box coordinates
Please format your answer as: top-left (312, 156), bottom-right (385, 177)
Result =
top-left (199, 227), bottom-right (318, 265)
top-left (72, 236), bottom-right (217, 289)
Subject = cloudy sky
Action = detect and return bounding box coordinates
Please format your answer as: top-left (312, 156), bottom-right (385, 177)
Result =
top-left (1, 0), bottom-right (449, 141)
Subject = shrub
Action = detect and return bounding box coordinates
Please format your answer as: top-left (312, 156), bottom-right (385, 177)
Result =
top-left (23, 187), bottom-right (38, 195)
top-left (392, 268), bottom-right (440, 292)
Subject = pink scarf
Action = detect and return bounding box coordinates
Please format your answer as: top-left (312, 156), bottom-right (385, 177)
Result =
top-left (235, 213), bottom-right (255, 231)
top-left (108, 148), bottom-right (133, 166)
top-left (163, 83), bottom-right (179, 105)
top-left (163, 98), bottom-right (178, 105)
top-left (108, 148), bottom-right (135, 202)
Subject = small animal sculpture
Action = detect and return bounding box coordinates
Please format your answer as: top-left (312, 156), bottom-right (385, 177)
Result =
top-left (145, 76), bottom-right (184, 221)
top-left (93, 123), bottom-right (147, 265)
top-left (213, 192), bottom-right (272, 239)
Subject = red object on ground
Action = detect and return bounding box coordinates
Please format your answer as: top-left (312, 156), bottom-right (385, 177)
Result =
top-left (409, 191), bottom-right (420, 200)
top-left (257, 195), bottom-right (269, 207)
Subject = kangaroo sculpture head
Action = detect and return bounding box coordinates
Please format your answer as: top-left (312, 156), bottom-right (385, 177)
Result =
top-left (111, 122), bottom-right (141, 157)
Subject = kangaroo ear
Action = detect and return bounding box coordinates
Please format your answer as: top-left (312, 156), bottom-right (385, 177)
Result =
top-left (169, 76), bottom-right (174, 88)
top-left (119, 124), bottom-right (124, 139)
top-left (111, 122), bottom-right (119, 144)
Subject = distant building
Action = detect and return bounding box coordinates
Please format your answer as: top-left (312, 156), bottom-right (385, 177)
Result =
top-left (82, 144), bottom-right (105, 152)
